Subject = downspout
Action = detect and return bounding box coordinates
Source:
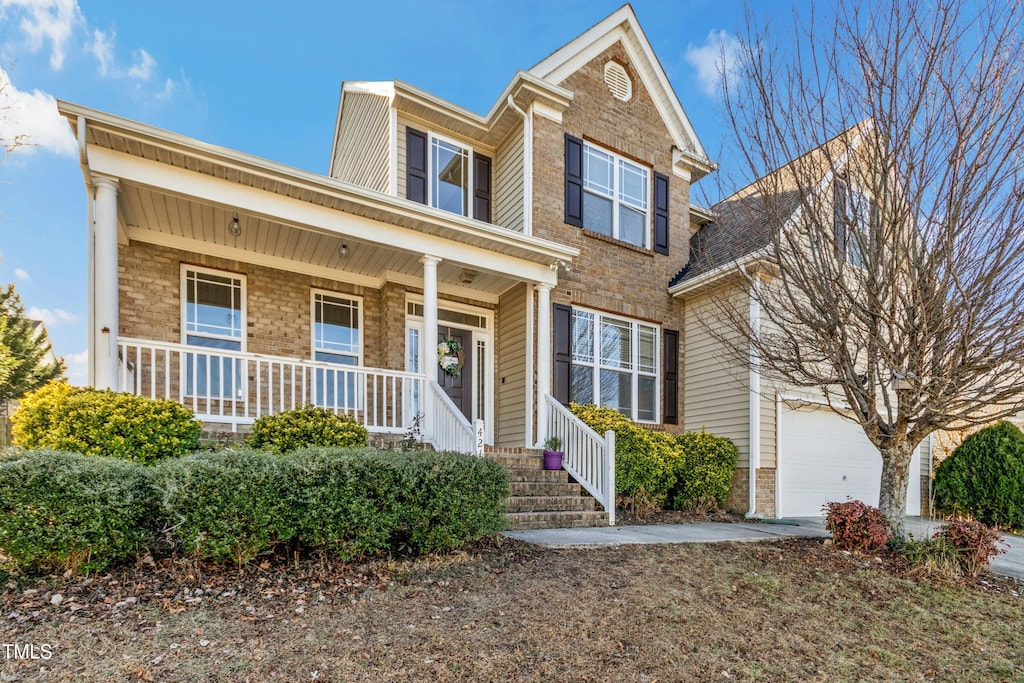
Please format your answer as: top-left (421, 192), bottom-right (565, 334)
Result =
top-left (746, 269), bottom-right (762, 519)
top-left (77, 116), bottom-right (96, 387)
top-left (505, 95), bottom-right (532, 235)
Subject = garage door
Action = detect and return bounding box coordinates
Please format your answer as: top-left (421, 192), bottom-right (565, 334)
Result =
top-left (778, 405), bottom-right (920, 517)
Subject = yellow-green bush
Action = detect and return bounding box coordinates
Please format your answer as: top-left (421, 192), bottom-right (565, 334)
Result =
top-left (246, 405), bottom-right (368, 453)
top-left (569, 404), bottom-right (737, 512)
top-left (12, 382), bottom-right (202, 464)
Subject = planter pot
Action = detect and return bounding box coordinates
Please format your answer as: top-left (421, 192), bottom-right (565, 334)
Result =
top-left (543, 449), bottom-right (563, 471)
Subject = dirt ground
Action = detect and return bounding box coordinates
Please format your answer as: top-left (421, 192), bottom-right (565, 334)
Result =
top-left (1, 538), bottom-right (1021, 682)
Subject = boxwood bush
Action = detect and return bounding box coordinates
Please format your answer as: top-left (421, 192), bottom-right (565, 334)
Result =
top-left (11, 381), bottom-right (202, 464)
top-left (569, 404), bottom-right (737, 512)
top-left (246, 405), bottom-right (369, 453)
top-left (0, 451), bottom-right (157, 572)
top-left (152, 448), bottom-right (509, 564)
top-left (934, 421), bottom-right (1024, 529)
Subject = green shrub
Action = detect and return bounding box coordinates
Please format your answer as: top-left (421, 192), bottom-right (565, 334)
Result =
top-left (152, 448), bottom-right (509, 564)
top-left (824, 500), bottom-right (891, 552)
top-left (570, 403), bottom-right (677, 509)
top-left (151, 450), bottom-right (301, 564)
top-left (246, 405), bottom-right (368, 453)
top-left (671, 431), bottom-right (738, 510)
top-left (11, 381), bottom-right (201, 464)
top-left (0, 451), bottom-right (157, 572)
top-left (934, 421), bottom-right (1024, 529)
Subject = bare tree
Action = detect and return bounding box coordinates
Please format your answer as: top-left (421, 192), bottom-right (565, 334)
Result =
top-left (704, 0), bottom-right (1024, 536)
top-left (0, 67), bottom-right (29, 166)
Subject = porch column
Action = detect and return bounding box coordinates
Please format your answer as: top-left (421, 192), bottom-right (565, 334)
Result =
top-left (93, 177), bottom-right (120, 390)
top-left (420, 255), bottom-right (441, 427)
top-left (535, 283), bottom-right (552, 446)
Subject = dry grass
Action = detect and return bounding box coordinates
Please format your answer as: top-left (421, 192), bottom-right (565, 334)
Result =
top-left (1, 538), bottom-right (1021, 682)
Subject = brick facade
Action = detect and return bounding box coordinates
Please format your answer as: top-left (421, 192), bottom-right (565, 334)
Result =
top-left (531, 41), bottom-right (691, 431)
top-left (725, 468), bottom-right (778, 518)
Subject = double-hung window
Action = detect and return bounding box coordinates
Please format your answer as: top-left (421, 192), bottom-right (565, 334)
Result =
top-left (569, 308), bottom-right (659, 422)
top-left (835, 179), bottom-right (873, 268)
top-left (431, 135), bottom-right (471, 217)
top-left (406, 127), bottom-right (492, 222)
top-left (182, 266), bottom-right (244, 399)
top-left (582, 143), bottom-right (649, 247)
top-left (311, 291), bottom-right (362, 408)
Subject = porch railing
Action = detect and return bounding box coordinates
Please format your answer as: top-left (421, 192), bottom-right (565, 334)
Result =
top-left (545, 394), bottom-right (616, 525)
top-left (424, 380), bottom-right (477, 454)
top-left (117, 337), bottom-right (423, 432)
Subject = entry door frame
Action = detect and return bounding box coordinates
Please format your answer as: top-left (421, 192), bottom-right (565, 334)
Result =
top-left (404, 295), bottom-right (494, 445)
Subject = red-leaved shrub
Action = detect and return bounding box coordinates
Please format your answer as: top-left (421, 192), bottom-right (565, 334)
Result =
top-left (934, 518), bottom-right (1005, 577)
top-left (824, 500), bottom-right (891, 552)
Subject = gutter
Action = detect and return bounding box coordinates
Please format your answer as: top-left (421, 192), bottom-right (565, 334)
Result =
top-left (668, 248), bottom-right (769, 298)
top-left (505, 95), bottom-right (533, 235)
top-left (746, 271), bottom-right (762, 519)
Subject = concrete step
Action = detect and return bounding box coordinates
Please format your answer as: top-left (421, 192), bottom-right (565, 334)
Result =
top-left (510, 481), bottom-right (582, 496)
top-left (506, 495), bottom-right (596, 513)
top-left (505, 510), bottom-right (610, 530)
top-left (507, 468), bottom-right (570, 483)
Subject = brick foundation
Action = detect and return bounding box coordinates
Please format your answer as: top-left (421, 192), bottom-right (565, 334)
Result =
top-left (725, 467), bottom-right (777, 517)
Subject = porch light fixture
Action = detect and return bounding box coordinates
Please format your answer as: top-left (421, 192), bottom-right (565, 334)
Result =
top-left (339, 244), bottom-right (349, 258)
top-left (228, 214), bottom-right (241, 238)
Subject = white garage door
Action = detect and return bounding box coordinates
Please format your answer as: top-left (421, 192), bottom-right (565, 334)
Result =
top-left (779, 405), bottom-right (920, 517)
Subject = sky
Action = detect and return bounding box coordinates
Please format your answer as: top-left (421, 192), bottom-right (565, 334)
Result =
top-left (0, 0), bottom-right (773, 384)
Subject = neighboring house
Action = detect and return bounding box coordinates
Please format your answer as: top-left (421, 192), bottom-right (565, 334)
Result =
top-left (57, 5), bottom-right (916, 523)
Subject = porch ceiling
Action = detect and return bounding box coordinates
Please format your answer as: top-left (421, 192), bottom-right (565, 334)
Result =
top-left (120, 184), bottom-right (520, 299)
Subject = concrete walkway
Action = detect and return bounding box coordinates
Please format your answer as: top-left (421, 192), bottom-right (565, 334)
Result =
top-left (504, 516), bottom-right (1024, 582)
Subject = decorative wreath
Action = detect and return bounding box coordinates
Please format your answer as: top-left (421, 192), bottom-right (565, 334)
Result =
top-left (437, 336), bottom-right (464, 377)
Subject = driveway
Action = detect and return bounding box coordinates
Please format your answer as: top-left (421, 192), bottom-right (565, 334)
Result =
top-left (786, 516), bottom-right (1024, 581)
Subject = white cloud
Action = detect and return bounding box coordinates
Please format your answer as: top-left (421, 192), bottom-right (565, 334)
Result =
top-left (26, 306), bottom-right (78, 326)
top-left (0, 67), bottom-right (76, 156)
top-left (0, 0), bottom-right (82, 70)
top-left (13, 268), bottom-right (29, 280)
top-left (685, 29), bottom-right (744, 98)
top-left (126, 48), bottom-right (154, 80)
top-left (64, 348), bottom-right (87, 386)
top-left (87, 26), bottom-right (114, 77)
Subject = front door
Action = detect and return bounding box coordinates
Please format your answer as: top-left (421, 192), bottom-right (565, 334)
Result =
top-left (437, 325), bottom-right (473, 422)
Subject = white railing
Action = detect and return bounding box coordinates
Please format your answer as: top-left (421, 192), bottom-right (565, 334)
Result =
top-left (117, 337), bottom-right (423, 432)
top-left (424, 380), bottom-right (477, 454)
top-left (545, 394), bottom-right (616, 525)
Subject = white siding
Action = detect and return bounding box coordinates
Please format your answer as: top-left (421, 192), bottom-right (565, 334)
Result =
top-left (684, 286), bottom-right (751, 465)
top-left (494, 123), bottom-right (525, 231)
top-left (331, 93), bottom-right (391, 193)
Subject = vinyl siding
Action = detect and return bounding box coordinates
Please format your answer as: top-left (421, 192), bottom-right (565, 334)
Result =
top-left (759, 384), bottom-right (777, 469)
top-left (684, 285), bottom-right (751, 465)
top-left (496, 282), bottom-right (529, 446)
top-left (494, 123), bottom-right (525, 231)
top-left (331, 92), bottom-right (391, 193)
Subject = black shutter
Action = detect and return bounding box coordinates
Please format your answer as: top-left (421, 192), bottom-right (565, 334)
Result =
top-left (552, 303), bottom-right (573, 404)
top-left (564, 134), bottom-right (584, 227)
top-left (653, 171), bottom-right (670, 255)
top-left (473, 153), bottom-right (491, 223)
top-left (834, 178), bottom-right (848, 256)
top-left (406, 127), bottom-right (428, 205)
top-left (662, 329), bottom-right (679, 424)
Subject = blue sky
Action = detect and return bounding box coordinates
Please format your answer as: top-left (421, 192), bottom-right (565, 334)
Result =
top-left (0, 0), bottom-right (764, 383)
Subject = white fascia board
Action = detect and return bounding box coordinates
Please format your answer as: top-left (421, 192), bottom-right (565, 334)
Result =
top-left (89, 146), bottom-right (559, 286)
top-left (383, 270), bottom-right (500, 304)
top-left (668, 250), bottom-right (769, 298)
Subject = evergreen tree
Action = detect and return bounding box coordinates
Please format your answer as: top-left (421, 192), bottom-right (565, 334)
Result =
top-left (0, 283), bottom-right (64, 403)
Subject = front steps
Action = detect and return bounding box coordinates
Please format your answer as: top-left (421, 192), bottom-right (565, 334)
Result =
top-left (486, 448), bottom-right (610, 530)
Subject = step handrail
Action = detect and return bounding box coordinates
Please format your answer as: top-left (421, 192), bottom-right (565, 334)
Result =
top-left (544, 395), bottom-right (616, 525)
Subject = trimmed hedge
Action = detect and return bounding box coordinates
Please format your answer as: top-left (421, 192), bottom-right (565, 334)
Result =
top-left (246, 405), bottom-right (369, 453)
top-left (151, 448), bottom-right (510, 565)
top-left (569, 404), bottom-right (737, 511)
top-left (0, 451), bottom-right (157, 572)
top-left (934, 421), bottom-right (1024, 529)
top-left (11, 382), bottom-right (201, 464)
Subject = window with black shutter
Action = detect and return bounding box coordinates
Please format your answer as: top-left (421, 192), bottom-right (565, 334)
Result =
top-left (406, 127), bottom-right (428, 205)
top-left (662, 329), bottom-right (679, 424)
top-left (653, 171), bottom-right (670, 255)
top-left (473, 153), bottom-right (491, 223)
top-left (552, 302), bottom-right (573, 404)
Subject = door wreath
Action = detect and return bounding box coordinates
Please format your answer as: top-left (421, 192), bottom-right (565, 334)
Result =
top-left (437, 336), bottom-right (464, 377)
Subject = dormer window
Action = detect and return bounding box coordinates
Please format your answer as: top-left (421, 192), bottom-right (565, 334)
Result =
top-left (834, 178), bottom-right (874, 268)
top-left (406, 127), bottom-right (491, 222)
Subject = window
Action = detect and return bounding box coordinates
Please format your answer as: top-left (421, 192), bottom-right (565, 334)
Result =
top-left (569, 308), bottom-right (658, 422)
top-left (582, 143), bottom-right (649, 247)
top-left (181, 267), bottom-right (244, 399)
top-left (835, 179), bottom-right (874, 268)
top-left (311, 292), bottom-right (362, 407)
top-left (431, 135), bottom-right (470, 216)
top-left (406, 127), bottom-right (491, 222)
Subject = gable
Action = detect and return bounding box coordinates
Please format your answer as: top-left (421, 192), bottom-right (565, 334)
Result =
top-left (530, 5), bottom-right (713, 180)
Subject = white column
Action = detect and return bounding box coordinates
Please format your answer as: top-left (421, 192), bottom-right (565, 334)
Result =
top-left (534, 283), bottom-right (552, 447)
top-left (93, 177), bottom-right (120, 390)
top-left (420, 256), bottom-right (441, 433)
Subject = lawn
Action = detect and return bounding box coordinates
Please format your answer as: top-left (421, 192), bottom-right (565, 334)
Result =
top-left (1, 538), bottom-right (1021, 682)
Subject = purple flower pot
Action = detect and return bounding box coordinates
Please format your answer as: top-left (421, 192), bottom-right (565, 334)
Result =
top-left (543, 450), bottom-right (563, 471)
